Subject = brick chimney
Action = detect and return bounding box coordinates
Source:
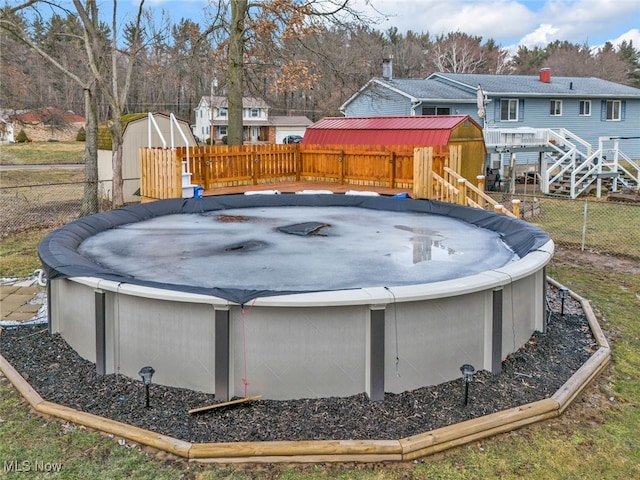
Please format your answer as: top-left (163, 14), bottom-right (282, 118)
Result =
top-left (539, 67), bottom-right (551, 83)
top-left (382, 57), bottom-right (393, 80)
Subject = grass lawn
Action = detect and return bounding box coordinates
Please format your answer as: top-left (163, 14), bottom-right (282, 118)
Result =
top-left (0, 141), bottom-right (85, 165)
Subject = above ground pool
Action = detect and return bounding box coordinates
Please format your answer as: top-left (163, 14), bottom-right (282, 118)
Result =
top-left (39, 193), bottom-right (554, 401)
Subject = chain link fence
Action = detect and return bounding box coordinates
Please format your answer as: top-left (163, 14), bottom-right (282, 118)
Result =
top-left (1, 181), bottom-right (100, 238)
top-left (2, 181), bottom-right (639, 260)
top-left (496, 193), bottom-right (640, 259)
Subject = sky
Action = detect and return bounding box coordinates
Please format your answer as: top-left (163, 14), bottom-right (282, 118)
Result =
top-left (127, 0), bottom-right (640, 53)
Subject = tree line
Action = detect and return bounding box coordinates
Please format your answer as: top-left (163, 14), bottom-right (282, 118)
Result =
top-left (2, 6), bottom-right (638, 125)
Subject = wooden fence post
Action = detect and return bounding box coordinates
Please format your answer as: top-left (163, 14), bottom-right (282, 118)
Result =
top-left (476, 175), bottom-right (485, 191)
top-left (512, 199), bottom-right (521, 218)
top-left (413, 147), bottom-right (433, 199)
top-left (457, 178), bottom-right (467, 206)
top-left (338, 150), bottom-right (345, 185)
top-left (494, 204), bottom-right (504, 214)
top-left (389, 152), bottom-right (396, 188)
top-left (251, 151), bottom-right (259, 185)
top-left (295, 146), bottom-right (301, 181)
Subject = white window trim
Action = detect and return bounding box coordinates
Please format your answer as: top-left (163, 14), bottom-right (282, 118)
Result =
top-left (550, 100), bottom-right (562, 116)
top-left (501, 99), bottom-right (518, 122)
top-left (606, 100), bottom-right (621, 121)
top-left (579, 100), bottom-right (591, 116)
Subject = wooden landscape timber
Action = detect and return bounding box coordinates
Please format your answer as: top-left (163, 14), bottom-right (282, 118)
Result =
top-left (0, 279), bottom-right (611, 463)
top-left (188, 395), bottom-right (263, 414)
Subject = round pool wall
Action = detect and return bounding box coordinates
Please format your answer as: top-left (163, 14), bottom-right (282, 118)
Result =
top-left (39, 194), bottom-right (553, 401)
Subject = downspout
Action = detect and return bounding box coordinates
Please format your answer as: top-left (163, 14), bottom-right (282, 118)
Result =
top-left (411, 100), bottom-right (421, 116)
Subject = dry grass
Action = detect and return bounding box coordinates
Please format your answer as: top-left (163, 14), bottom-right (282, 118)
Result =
top-left (0, 141), bottom-right (84, 165)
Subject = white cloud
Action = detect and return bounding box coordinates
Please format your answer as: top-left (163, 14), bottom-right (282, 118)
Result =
top-left (361, 0), bottom-right (638, 50)
top-left (606, 29), bottom-right (640, 49)
top-left (518, 23), bottom-right (562, 48)
top-left (368, 1), bottom-right (537, 40)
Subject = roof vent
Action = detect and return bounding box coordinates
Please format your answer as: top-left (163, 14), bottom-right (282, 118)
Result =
top-left (539, 68), bottom-right (551, 83)
top-left (382, 57), bottom-right (393, 81)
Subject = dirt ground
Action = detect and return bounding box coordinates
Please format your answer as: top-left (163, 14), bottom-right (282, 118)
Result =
top-left (553, 246), bottom-right (640, 275)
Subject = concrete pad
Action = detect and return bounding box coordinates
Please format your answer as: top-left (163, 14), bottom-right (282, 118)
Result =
top-left (0, 286), bottom-right (20, 300)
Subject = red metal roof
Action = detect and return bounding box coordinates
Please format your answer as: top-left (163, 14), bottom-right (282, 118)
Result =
top-left (302, 115), bottom-right (476, 146)
top-left (14, 108), bottom-right (85, 124)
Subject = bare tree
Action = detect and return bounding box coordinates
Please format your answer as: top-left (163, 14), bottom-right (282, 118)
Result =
top-left (71, 0), bottom-right (145, 208)
top-left (427, 32), bottom-right (499, 74)
top-left (1, 2), bottom-right (100, 216)
top-left (202, 0), bottom-right (373, 145)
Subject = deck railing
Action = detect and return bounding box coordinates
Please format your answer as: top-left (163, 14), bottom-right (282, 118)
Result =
top-left (176, 143), bottom-right (429, 190)
top-left (140, 143), bottom-right (517, 217)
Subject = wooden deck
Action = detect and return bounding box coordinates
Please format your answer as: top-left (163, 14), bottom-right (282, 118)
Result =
top-left (203, 181), bottom-right (413, 197)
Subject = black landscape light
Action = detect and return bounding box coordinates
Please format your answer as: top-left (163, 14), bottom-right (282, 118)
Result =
top-left (559, 287), bottom-right (569, 316)
top-left (138, 366), bottom-right (155, 408)
top-left (460, 363), bottom-right (476, 406)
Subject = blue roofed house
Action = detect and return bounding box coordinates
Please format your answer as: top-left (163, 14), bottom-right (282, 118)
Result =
top-left (341, 66), bottom-right (640, 197)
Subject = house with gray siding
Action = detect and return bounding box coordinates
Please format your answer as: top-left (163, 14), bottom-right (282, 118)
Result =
top-left (341, 68), bottom-right (640, 197)
top-left (341, 69), bottom-right (640, 157)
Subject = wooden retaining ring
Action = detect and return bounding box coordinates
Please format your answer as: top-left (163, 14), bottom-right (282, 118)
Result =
top-left (399, 399), bottom-right (559, 461)
top-left (0, 351), bottom-right (45, 410)
top-left (189, 439), bottom-right (403, 463)
top-left (0, 277), bottom-right (613, 463)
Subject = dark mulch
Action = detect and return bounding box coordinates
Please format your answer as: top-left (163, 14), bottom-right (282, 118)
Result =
top-left (0, 293), bottom-right (597, 444)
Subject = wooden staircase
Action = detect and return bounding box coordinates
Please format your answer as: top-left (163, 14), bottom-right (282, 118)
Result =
top-left (542, 132), bottom-right (639, 198)
top-left (484, 127), bottom-right (639, 199)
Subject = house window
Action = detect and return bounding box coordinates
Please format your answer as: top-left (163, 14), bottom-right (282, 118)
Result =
top-left (579, 100), bottom-right (591, 116)
top-left (218, 108), bottom-right (227, 117)
top-left (421, 106), bottom-right (450, 116)
top-left (250, 108), bottom-right (260, 118)
top-left (550, 100), bottom-right (562, 116)
top-left (218, 126), bottom-right (227, 138)
top-left (500, 99), bottom-right (518, 121)
top-left (605, 100), bottom-right (621, 120)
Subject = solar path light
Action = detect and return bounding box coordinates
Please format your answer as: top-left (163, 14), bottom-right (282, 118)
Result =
top-left (559, 287), bottom-right (569, 316)
top-left (460, 364), bottom-right (476, 406)
top-left (138, 366), bottom-right (155, 408)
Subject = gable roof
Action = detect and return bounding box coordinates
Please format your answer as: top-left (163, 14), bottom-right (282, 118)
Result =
top-left (303, 115), bottom-right (480, 146)
top-left (342, 73), bottom-right (640, 113)
top-left (429, 72), bottom-right (640, 98)
top-left (268, 115), bottom-right (313, 127)
top-left (14, 107), bottom-right (85, 124)
top-left (201, 96), bottom-right (270, 109)
top-left (123, 112), bottom-right (194, 137)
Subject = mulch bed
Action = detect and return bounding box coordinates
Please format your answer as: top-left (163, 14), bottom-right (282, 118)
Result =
top-left (0, 291), bottom-right (597, 444)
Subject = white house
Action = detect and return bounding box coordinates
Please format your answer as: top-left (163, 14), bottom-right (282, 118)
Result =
top-left (0, 118), bottom-right (14, 143)
top-left (193, 96), bottom-right (312, 143)
top-left (194, 96), bottom-right (270, 143)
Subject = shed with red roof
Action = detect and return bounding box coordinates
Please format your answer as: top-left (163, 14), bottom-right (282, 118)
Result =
top-left (302, 115), bottom-right (486, 181)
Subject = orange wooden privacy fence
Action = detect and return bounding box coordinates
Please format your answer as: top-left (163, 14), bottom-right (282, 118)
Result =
top-left (140, 144), bottom-right (442, 197)
top-left (139, 143), bottom-right (516, 217)
top-left (176, 144), bottom-right (435, 190)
